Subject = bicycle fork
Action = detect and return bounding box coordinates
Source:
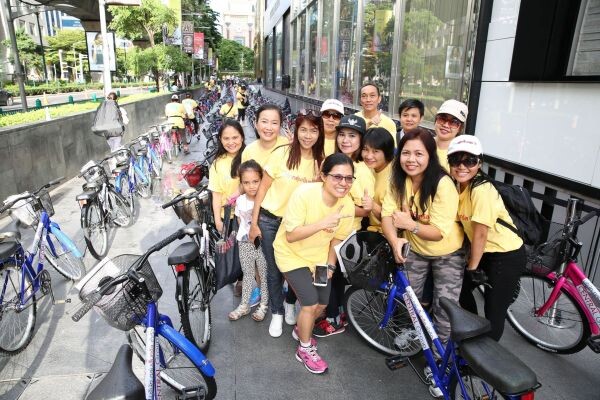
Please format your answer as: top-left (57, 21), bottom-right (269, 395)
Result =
top-left (145, 302), bottom-right (162, 400)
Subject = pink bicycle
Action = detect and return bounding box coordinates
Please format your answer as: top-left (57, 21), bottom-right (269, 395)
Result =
top-left (507, 197), bottom-right (600, 354)
top-left (148, 124), bottom-right (173, 164)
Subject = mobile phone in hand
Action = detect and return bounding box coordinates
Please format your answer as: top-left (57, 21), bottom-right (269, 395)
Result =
top-left (313, 264), bottom-right (329, 287)
top-left (254, 236), bottom-right (261, 249)
top-left (401, 242), bottom-right (411, 259)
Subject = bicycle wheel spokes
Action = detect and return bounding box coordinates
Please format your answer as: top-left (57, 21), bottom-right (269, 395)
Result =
top-left (181, 267), bottom-right (211, 353)
top-left (44, 232), bottom-right (85, 280)
top-left (0, 265), bottom-right (37, 355)
top-left (107, 188), bottom-right (133, 227)
top-left (82, 202), bottom-right (108, 260)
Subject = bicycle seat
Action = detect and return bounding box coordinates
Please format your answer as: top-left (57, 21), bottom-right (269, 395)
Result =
top-left (0, 239), bottom-right (20, 259)
top-left (460, 336), bottom-right (539, 395)
top-left (76, 191), bottom-right (99, 202)
top-left (440, 297), bottom-right (490, 341)
top-left (0, 220), bottom-right (21, 241)
top-left (85, 344), bottom-right (144, 400)
top-left (168, 242), bottom-right (200, 265)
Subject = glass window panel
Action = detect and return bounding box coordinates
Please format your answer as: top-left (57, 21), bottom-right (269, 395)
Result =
top-left (291, 19), bottom-right (298, 91)
top-left (359, 0), bottom-right (396, 112)
top-left (337, 0), bottom-right (359, 105)
top-left (307, 2), bottom-right (318, 96)
top-left (275, 21), bottom-right (283, 89)
top-left (298, 12), bottom-right (307, 95)
top-left (266, 34), bottom-right (273, 88)
top-left (319, 0), bottom-right (335, 98)
top-left (395, 1), bottom-right (470, 121)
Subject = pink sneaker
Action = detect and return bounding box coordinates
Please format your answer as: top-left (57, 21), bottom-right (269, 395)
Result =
top-left (295, 345), bottom-right (328, 374)
top-left (292, 325), bottom-right (317, 347)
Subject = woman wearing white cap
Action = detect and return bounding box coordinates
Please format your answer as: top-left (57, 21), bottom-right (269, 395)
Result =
top-left (447, 135), bottom-right (526, 341)
top-left (320, 99), bottom-right (345, 156)
top-left (434, 99), bottom-right (468, 171)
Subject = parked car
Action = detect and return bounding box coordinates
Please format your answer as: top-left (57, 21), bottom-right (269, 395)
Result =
top-left (0, 89), bottom-right (14, 106)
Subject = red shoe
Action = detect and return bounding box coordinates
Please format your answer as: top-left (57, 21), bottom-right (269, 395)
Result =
top-left (312, 319), bottom-right (345, 337)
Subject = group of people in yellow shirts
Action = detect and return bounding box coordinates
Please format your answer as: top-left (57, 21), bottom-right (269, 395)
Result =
top-left (206, 82), bottom-right (526, 379)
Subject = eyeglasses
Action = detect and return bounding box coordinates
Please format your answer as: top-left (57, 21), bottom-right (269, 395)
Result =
top-left (322, 111), bottom-right (343, 120)
top-left (448, 154), bottom-right (480, 168)
top-left (435, 114), bottom-right (462, 129)
top-left (326, 174), bottom-right (355, 184)
top-left (298, 109), bottom-right (321, 118)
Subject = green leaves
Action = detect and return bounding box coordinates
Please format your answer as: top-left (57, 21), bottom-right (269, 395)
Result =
top-left (108, 0), bottom-right (177, 46)
top-left (217, 39), bottom-right (254, 72)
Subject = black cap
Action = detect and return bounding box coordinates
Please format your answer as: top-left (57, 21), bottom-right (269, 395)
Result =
top-left (335, 114), bottom-right (366, 135)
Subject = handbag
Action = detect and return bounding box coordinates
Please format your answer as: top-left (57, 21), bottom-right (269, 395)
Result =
top-left (214, 204), bottom-right (242, 290)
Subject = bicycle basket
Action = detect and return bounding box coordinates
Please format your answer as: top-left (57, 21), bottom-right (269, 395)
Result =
top-left (338, 231), bottom-right (395, 291)
top-left (526, 239), bottom-right (566, 275)
top-left (78, 254), bottom-right (163, 331)
top-left (7, 189), bottom-right (54, 227)
top-left (113, 149), bottom-right (130, 165)
top-left (81, 164), bottom-right (105, 185)
top-left (180, 162), bottom-right (207, 188)
top-left (172, 190), bottom-right (210, 224)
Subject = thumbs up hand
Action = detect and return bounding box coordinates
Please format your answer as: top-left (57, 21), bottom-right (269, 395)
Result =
top-left (361, 188), bottom-right (373, 212)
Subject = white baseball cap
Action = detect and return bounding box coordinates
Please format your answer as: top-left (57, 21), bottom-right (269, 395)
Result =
top-left (437, 99), bottom-right (468, 122)
top-left (320, 99), bottom-right (344, 115)
top-left (447, 135), bottom-right (483, 156)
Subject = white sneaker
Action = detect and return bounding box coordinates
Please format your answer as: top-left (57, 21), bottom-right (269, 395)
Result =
top-left (424, 366), bottom-right (443, 398)
top-left (284, 302), bottom-right (297, 325)
top-left (269, 314), bottom-right (284, 337)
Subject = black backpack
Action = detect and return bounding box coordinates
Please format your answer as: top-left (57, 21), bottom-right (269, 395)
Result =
top-left (241, 93), bottom-right (249, 107)
top-left (490, 180), bottom-right (547, 246)
top-left (92, 100), bottom-right (124, 138)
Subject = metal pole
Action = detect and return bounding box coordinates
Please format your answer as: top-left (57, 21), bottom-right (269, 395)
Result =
top-left (3, 0), bottom-right (28, 111)
top-left (98, 0), bottom-right (112, 95)
top-left (35, 12), bottom-right (48, 83)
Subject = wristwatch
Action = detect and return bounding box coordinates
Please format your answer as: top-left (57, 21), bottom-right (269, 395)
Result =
top-left (411, 222), bottom-right (419, 235)
top-left (327, 264), bottom-right (337, 272)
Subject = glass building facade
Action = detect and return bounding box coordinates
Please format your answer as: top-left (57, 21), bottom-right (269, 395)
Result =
top-left (263, 0), bottom-right (478, 121)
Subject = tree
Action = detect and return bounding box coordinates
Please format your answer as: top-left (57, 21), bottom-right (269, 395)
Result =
top-left (2, 28), bottom-right (42, 77)
top-left (108, 0), bottom-right (177, 47)
top-left (218, 39), bottom-right (254, 72)
top-left (132, 44), bottom-right (191, 89)
top-left (182, 0), bottom-right (222, 50)
top-left (46, 29), bottom-right (87, 81)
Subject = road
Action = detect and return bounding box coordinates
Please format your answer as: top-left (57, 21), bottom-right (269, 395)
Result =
top-left (0, 104), bottom-right (598, 399)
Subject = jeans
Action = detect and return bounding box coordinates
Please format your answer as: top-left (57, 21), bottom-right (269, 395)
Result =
top-left (258, 212), bottom-right (284, 315)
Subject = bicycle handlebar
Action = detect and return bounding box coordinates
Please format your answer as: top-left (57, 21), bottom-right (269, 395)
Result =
top-left (573, 210), bottom-right (598, 229)
top-left (0, 178), bottom-right (63, 212)
top-left (161, 185), bottom-right (209, 209)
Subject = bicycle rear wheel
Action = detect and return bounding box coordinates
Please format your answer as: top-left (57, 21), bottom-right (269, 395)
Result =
top-left (179, 266), bottom-right (212, 353)
top-left (44, 231), bottom-right (85, 280)
top-left (107, 187), bottom-right (133, 227)
top-left (82, 202), bottom-right (108, 260)
top-left (450, 367), bottom-right (503, 400)
top-left (134, 161), bottom-right (152, 199)
top-left (128, 326), bottom-right (217, 399)
top-left (184, 125), bottom-right (193, 144)
top-left (344, 286), bottom-right (421, 356)
top-left (118, 175), bottom-right (136, 218)
top-left (0, 265), bottom-right (36, 355)
top-left (507, 274), bottom-right (589, 354)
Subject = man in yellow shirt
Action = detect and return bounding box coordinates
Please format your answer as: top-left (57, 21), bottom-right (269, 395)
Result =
top-left (181, 92), bottom-right (199, 134)
top-left (165, 94), bottom-right (189, 153)
top-left (356, 83), bottom-right (397, 145)
top-left (219, 98), bottom-right (238, 119)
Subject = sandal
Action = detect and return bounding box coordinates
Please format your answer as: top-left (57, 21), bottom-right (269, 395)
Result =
top-left (228, 304), bottom-right (250, 321)
top-left (252, 304), bottom-right (268, 322)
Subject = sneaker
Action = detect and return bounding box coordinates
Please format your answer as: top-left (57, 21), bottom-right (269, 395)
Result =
top-left (268, 314), bottom-right (283, 337)
top-left (312, 319), bottom-right (345, 337)
top-left (292, 325), bottom-right (317, 347)
top-left (249, 287), bottom-right (261, 307)
top-left (295, 345), bottom-right (328, 374)
top-left (284, 301), bottom-right (297, 325)
top-left (424, 366), bottom-right (443, 398)
top-left (339, 312), bottom-right (349, 327)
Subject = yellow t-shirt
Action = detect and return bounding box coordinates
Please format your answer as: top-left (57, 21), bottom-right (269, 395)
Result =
top-left (458, 182), bottom-right (523, 253)
top-left (367, 163), bottom-right (392, 232)
top-left (382, 175), bottom-right (463, 257)
top-left (165, 102), bottom-right (186, 129)
top-left (437, 147), bottom-right (449, 173)
top-left (241, 136), bottom-right (289, 165)
top-left (220, 103), bottom-right (238, 118)
top-left (350, 161), bottom-right (376, 230)
top-left (324, 137), bottom-right (337, 157)
top-left (262, 145), bottom-right (319, 217)
top-left (181, 98), bottom-right (198, 119)
top-left (356, 111), bottom-right (397, 146)
top-left (207, 154), bottom-right (240, 217)
top-left (236, 91), bottom-right (247, 109)
top-left (274, 183), bottom-right (355, 273)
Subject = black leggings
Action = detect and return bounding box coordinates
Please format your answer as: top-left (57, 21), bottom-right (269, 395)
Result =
top-left (326, 267), bottom-right (346, 319)
top-left (459, 245), bottom-right (526, 341)
top-left (238, 108), bottom-right (246, 121)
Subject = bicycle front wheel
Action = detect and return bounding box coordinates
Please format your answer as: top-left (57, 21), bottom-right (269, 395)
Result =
top-left (128, 326), bottom-right (217, 399)
top-left (107, 187), bottom-right (133, 227)
top-left (180, 266), bottom-right (212, 353)
top-left (344, 286), bottom-right (421, 356)
top-left (0, 265), bottom-right (36, 355)
top-left (507, 274), bottom-right (590, 354)
top-left (118, 175), bottom-right (136, 217)
top-left (82, 202), bottom-right (108, 260)
top-left (44, 231), bottom-right (85, 280)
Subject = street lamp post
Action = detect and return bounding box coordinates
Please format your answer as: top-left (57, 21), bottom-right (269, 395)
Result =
top-left (35, 11), bottom-right (48, 83)
top-left (2, 0), bottom-right (28, 111)
top-left (98, 0), bottom-right (112, 96)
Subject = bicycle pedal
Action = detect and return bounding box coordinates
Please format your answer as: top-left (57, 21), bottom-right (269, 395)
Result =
top-left (176, 386), bottom-right (206, 400)
top-left (385, 355), bottom-right (408, 371)
top-left (587, 335), bottom-right (600, 353)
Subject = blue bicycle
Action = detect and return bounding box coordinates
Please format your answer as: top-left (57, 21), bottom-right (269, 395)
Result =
top-left (339, 232), bottom-right (540, 399)
top-left (72, 224), bottom-right (217, 399)
top-left (0, 178), bottom-right (85, 355)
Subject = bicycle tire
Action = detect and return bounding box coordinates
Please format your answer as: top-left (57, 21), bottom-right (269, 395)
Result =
top-left (107, 187), bottom-right (133, 227)
top-left (82, 202), bottom-right (108, 260)
top-left (449, 366), bottom-right (502, 400)
top-left (128, 326), bottom-right (217, 399)
top-left (134, 161), bottom-right (152, 199)
top-left (184, 125), bottom-right (193, 144)
top-left (507, 274), bottom-right (590, 354)
top-left (44, 231), bottom-right (85, 280)
top-left (180, 266), bottom-right (212, 353)
top-left (172, 131), bottom-right (180, 158)
top-left (344, 286), bottom-right (421, 356)
top-left (118, 175), bottom-right (136, 218)
top-left (151, 149), bottom-right (163, 176)
top-left (0, 264), bottom-right (36, 355)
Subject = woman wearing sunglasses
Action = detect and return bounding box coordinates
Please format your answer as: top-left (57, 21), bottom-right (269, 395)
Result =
top-left (434, 99), bottom-right (469, 172)
top-left (381, 127), bottom-right (465, 347)
top-left (448, 136), bottom-right (526, 341)
top-left (273, 153), bottom-right (355, 374)
top-left (249, 110), bottom-right (325, 338)
top-left (320, 99), bottom-right (345, 156)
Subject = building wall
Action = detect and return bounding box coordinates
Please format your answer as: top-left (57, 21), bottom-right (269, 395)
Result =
top-left (221, 0), bottom-right (257, 48)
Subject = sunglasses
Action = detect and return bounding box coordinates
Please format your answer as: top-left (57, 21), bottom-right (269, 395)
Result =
top-left (435, 114), bottom-right (462, 129)
top-left (448, 154), bottom-right (480, 168)
top-left (322, 111), bottom-right (343, 120)
top-left (298, 109), bottom-right (321, 118)
top-left (326, 174), bottom-right (355, 184)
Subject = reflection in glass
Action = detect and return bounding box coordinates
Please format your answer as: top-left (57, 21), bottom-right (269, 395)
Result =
top-left (307, 3), bottom-right (318, 96)
top-left (298, 12), bottom-right (306, 95)
top-left (337, 0), bottom-right (359, 105)
top-left (275, 21), bottom-right (283, 88)
top-left (266, 35), bottom-right (273, 88)
top-left (319, 0), bottom-right (335, 98)
top-left (291, 19), bottom-right (298, 91)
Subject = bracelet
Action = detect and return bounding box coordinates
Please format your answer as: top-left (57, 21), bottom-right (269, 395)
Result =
top-left (411, 221), bottom-right (419, 235)
top-left (327, 264), bottom-right (337, 272)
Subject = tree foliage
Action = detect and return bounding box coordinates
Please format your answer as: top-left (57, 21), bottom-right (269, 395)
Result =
top-left (182, 0), bottom-right (222, 49)
top-left (2, 28), bottom-right (43, 73)
top-left (108, 0), bottom-right (177, 46)
top-left (46, 29), bottom-right (88, 80)
top-left (131, 44), bottom-right (191, 89)
top-left (217, 39), bottom-right (254, 71)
